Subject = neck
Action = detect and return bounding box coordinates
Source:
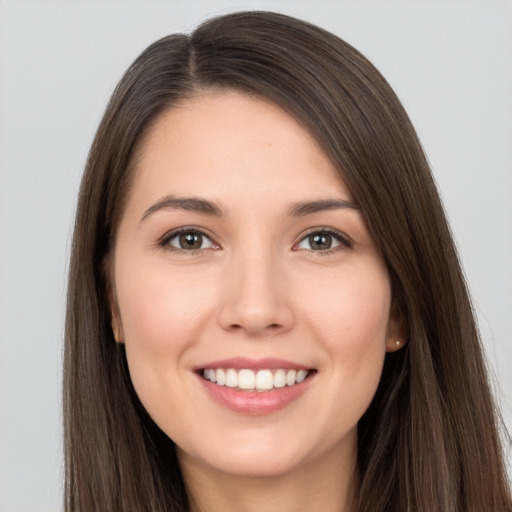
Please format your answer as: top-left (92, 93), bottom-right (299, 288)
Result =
top-left (179, 440), bottom-right (358, 512)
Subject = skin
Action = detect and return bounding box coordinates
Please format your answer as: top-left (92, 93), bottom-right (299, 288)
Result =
top-left (111, 91), bottom-right (405, 512)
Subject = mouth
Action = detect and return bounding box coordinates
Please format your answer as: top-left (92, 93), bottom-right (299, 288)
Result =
top-left (195, 358), bottom-right (316, 414)
top-left (199, 367), bottom-right (315, 392)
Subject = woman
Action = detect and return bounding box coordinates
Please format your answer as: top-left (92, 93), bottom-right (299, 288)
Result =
top-left (64, 10), bottom-right (512, 512)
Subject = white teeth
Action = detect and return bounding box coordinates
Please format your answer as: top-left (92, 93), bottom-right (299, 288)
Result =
top-left (286, 369), bottom-right (296, 386)
top-left (225, 369), bottom-right (238, 388)
top-left (238, 369), bottom-right (256, 390)
top-left (296, 369), bottom-right (308, 383)
top-left (216, 369), bottom-right (226, 385)
top-left (273, 369), bottom-right (286, 388)
top-left (202, 368), bottom-right (311, 390)
top-left (256, 370), bottom-right (273, 390)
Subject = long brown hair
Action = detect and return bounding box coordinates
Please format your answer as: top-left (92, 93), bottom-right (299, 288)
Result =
top-left (64, 11), bottom-right (511, 511)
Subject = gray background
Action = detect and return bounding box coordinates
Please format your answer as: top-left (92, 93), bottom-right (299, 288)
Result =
top-left (0, 1), bottom-right (511, 510)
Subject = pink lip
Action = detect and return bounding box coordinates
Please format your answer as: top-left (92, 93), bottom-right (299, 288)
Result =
top-left (194, 357), bottom-right (315, 415)
top-left (193, 357), bottom-right (310, 371)
top-left (198, 377), bottom-right (313, 415)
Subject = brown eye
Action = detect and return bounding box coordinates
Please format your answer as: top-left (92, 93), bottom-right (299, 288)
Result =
top-left (167, 230), bottom-right (214, 251)
top-left (295, 230), bottom-right (349, 252)
top-left (308, 233), bottom-right (334, 250)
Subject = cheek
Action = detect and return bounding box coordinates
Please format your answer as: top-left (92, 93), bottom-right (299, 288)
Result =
top-left (301, 261), bottom-right (391, 388)
top-left (113, 259), bottom-right (218, 399)
top-left (302, 267), bottom-right (391, 438)
top-left (116, 259), bottom-right (216, 348)
top-left (305, 263), bottom-right (391, 341)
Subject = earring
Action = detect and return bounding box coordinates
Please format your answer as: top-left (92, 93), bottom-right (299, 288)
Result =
top-left (395, 340), bottom-right (401, 347)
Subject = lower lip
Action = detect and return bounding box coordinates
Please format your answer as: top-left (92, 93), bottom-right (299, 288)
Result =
top-left (198, 374), bottom-right (313, 415)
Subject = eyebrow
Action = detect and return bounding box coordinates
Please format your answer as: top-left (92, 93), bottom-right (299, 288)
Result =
top-left (140, 195), bottom-right (223, 222)
top-left (140, 195), bottom-right (358, 223)
top-left (287, 198), bottom-right (358, 216)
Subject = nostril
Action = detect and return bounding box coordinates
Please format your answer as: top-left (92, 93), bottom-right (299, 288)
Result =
top-left (227, 322), bottom-right (282, 334)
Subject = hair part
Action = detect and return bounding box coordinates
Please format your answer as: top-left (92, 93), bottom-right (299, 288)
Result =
top-left (64, 11), bottom-right (512, 512)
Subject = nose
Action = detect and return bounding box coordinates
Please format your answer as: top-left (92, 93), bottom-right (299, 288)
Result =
top-left (217, 251), bottom-right (295, 337)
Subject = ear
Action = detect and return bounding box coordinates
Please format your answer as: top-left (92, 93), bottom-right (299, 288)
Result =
top-left (111, 306), bottom-right (125, 344)
top-left (385, 297), bottom-right (408, 353)
top-left (106, 275), bottom-right (124, 344)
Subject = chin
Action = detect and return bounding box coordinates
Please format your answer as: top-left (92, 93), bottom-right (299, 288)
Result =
top-left (176, 423), bottom-right (355, 481)
top-left (180, 446), bottom-right (309, 479)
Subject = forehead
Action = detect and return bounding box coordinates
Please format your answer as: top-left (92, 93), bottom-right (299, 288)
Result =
top-left (128, 91), bottom-right (351, 212)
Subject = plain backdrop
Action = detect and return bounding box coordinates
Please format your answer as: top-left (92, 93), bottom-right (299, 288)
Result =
top-left (0, 1), bottom-right (511, 510)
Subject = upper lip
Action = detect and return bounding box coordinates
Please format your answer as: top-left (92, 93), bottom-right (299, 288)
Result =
top-left (193, 357), bottom-right (312, 371)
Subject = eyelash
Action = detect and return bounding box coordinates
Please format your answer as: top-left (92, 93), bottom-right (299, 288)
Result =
top-left (158, 227), bottom-right (218, 254)
top-left (293, 228), bottom-right (352, 255)
top-left (158, 227), bottom-right (352, 254)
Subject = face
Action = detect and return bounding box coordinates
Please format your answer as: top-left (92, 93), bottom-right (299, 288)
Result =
top-left (111, 91), bottom-right (404, 480)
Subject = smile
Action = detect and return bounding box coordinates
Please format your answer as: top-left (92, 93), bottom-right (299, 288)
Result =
top-left (201, 368), bottom-right (311, 391)
top-left (196, 359), bottom-right (316, 414)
